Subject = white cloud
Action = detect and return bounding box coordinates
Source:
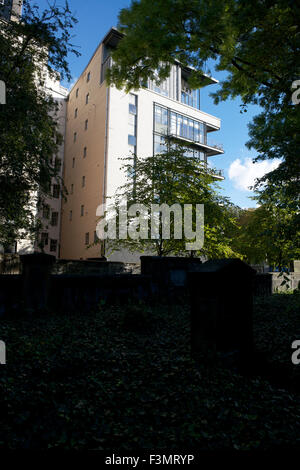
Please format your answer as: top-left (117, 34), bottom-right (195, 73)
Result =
top-left (228, 157), bottom-right (281, 191)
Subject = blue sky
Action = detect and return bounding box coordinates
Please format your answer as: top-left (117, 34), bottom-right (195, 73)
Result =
top-left (38, 0), bottom-right (280, 208)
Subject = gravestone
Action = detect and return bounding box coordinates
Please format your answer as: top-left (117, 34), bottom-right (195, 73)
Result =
top-left (188, 259), bottom-right (256, 364)
top-left (20, 252), bottom-right (56, 312)
top-left (293, 260), bottom-right (300, 273)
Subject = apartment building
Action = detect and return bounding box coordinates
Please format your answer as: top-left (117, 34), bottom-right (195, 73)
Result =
top-left (0, 0), bottom-right (21, 22)
top-left (0, 0), bottom-right (68, 257)
top-left (60, 27), bottom-right (224, 261)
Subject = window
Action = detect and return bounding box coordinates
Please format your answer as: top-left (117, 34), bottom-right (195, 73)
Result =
top-left (94, 231), bottom-right (98, 243)
top-left (83, 146), bottom-right (87, 158)
top-left (72, 157), bottom-right (75, 168)
top-left (75, 108), bottom-right (78, 118)
top-left (149, 73), bottom-right (169, 97)
top-left (71, 183), bottom-right (74, 194)
top-left (82, 176), bottom-right (85, 187)
top-left (52, 184), bottom-right (60, 198)
top-left (42, 204), bottom-right (50, 219)
top-left (85, 119), bottom-right (88, 130)
top-left (51, 211), bottom-right (59, 226)
top-left (129, 93), bottom-right (137, 115)
top-left (74, 132), bottom-right (77, 142)
top-left (101, 45), bottom-right (111, 83)
top-left (181, 76), bottom-right (200, 110)
top-left (76, 88), bottom-right (79, 98)
top-left (154, 104), bottom-right (168, 134)
top-left (87, 72), bottom-right (91, 82)
top-left (54, 158), bottom-right (61, 172)
top-left (80, 205), bottom-right (84, 216)
top-left (154, 134), bottom-right (168, 154)
top-left (128, 135), bottom-right (136, 146)
top-left (85, 232), bottom-right (89, 245)
top-left (154, 104), bottom-right (206, 144)
top-left (69, 210), bottom-right (72, 221)
top-left (86, 93), bottom-right (89, 104)
top-left (50, 239), bottom-right (58, 252)
top-left (41, 232), bottom-right (48, 247)
top-left (128, 94), bottom-right (138, 154)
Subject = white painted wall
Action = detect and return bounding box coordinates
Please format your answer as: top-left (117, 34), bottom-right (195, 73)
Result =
top-left (105, 82), bottom-right (222, 262)
top-left (106, 84), bottom-right (221, 200)
top-left (17, 73), bottom-right (68, 256)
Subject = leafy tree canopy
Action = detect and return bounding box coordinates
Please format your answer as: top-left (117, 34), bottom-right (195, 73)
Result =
top-left (0, 0), bottom-right (78, 248)
top-left (107, 0), bottom-right (300, 206)
top-left (104, 145), bottom-right (241, 258)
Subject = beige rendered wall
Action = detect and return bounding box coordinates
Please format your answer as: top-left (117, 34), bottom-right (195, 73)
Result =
top-left (60, 44), bottom-right (107, 259)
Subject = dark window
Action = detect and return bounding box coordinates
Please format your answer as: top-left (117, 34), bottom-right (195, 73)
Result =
top-left (81, 205), bottom-right (84, 216)
top-left (76, 88), bottom-right (79, 98)
top-left (87, 72), bottom-right (91, 82)
top-left (50, 239), bottom-right (58, 252)
top-left (74, 132), bottom-right (77, 142)
top-left (101, 45), bottom-right (111, 83)
top-left (85, 119), bottom-right (88, 130)
top-left (82, 176), bottom-right (85, 187)
top-left (52, 185), bottom-right (60, 198)
top-left (41, 232), bottom-right (48, 247)
top-left (71, 183), bottom-right (74, 194)
top-left (75, 108), bottom-right (78, 118)
top-left (72, 158), bottom-right (75, 168)
top-left (42, 204), bottom-right (50, 219)
top-left (94, 231), bottom-right (98, 243)
top-left (86, 93), bottom-right (89, 104)
top-left (54, 158), bottom-right (61, 172)
top-left (83, 146), bottom-right (87, 158)
top-left (51, 211), bottom-right (59, 226)
top-left (85, 232), bottom-right (89, 245)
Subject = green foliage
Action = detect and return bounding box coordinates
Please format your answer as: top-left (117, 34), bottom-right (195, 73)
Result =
top-left (107, 0), bottom-right (300, 206)
top-left (1, 296), bottom-right (300, 449)
top-left (231, 191), bottom-right (300, 268)
top-left (254, 291), bottom-right (300, 383)
top-left (0, 1), bottom-right (78, 246)
top-left (105, 145), bottom-right (240, 258)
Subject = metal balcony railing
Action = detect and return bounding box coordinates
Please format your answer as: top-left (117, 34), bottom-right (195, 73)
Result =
top-left (206, 141), bottom-right (224, 152)
top-left (206, 167), bottom-right (225, 178)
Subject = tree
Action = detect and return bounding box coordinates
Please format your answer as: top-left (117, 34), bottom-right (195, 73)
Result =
top-left (0, 0), bottom-right (78, 248)
top-left (231, 199), bottom-right (300, 270)
top-left (102, 145), bottom-right (240, 258)
top-left (107, 0), bottom-right (300, 206)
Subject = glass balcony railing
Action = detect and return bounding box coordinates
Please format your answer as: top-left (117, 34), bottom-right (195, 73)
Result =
top-left (207, 140), bottom-right (224, 152)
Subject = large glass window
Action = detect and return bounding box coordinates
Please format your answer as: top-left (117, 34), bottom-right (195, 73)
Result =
top-left (154, 104), bottom-right (206, 144)
top-left (154, 105), bottom-right (168, 134)
top-left (148, 72), bottom-right (169, 97)
top-left (153, 134), bottom-right (207, 165)
top-left (181, 78), bottom-right (200, 109)
top-left (154, 134), bottom-right (168, 154)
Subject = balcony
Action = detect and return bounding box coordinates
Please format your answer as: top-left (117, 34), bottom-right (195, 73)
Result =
top-left (204, 140), bottom-right (224, 157)
top-left (167, 133), bottom-right (224, 157)
top-left (207, 167), bottom-right (225, 180)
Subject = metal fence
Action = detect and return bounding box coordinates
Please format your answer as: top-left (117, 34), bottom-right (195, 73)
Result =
top-left (0, 254), bottom-right (22, 275)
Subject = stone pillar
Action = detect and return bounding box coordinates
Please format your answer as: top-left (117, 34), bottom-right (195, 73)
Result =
top-left (20, 253), bottom-right (56, 312)
top-left (188, 259), bottom-right (256, 364)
